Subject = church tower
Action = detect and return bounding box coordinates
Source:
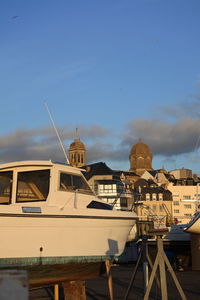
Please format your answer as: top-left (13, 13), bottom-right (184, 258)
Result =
top-left (69, 129), bottom-right (86, 167)
top-left (129, 140), bottom-right (152, 176)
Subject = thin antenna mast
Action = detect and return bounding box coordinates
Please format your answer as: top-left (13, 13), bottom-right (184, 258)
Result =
top-left (44, 102), bottom-right (70, 164)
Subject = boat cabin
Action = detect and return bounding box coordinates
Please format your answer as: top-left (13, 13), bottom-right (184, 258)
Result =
top-left (0, 161), bottom-right (111, 210)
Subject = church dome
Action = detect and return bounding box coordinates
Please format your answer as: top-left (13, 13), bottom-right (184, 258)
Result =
top-left (69, 139), bottom-right (86, 151)
top-left (129, 140), bottom-right (152, 175)
top-left (69, 128), bottom-right (86, 167)
top-left (130, 140), bottom-right (151, 156)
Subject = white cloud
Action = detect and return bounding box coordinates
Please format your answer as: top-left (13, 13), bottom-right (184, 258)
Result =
top-left (122, 117), bottom-right (200, 156)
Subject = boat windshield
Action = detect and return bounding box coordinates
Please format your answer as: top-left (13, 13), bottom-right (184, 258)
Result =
top-left (16, 170), bottom-right (50, 202)
top-left (0, 171), bottom-right (13, 204)
top-left (59, 172), bottom-right (93, 194)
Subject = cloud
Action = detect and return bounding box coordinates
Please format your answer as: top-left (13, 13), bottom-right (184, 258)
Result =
top-left (0, 124), bottom-right (111, 164)
top-left (0, 127), bottom-right (66, 162)
top-left (0, 108), bottom-right (200, 168)
top-left (122, 117), bottom-right (200, 156)
top-left (157, 98), bottom-right (200, 119)
top-left (156, 91), bottom-right (200, 119)
top-left (72, 125), bottom-right (110, 140)
top-left (87, 141), bottom-right (129, 163)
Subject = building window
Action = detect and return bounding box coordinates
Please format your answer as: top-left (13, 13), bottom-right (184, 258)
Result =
top-left (183, 195), bottom-right (191, 200)
top-left (159, 194), bottom-right (163, 201)
top-left (184, 204), bottom-right (192, 209)
top-left (98, 184), bottom-right (119, 194)
top-left (184, 213), bottom-right (192, 217)
top-left (152, 193), bottom-right (157, 201)
top-left (173, 201), bottom-right (179, 206)
top-left (146, 193), bottom-right (150, 200)
top-left (174, 209), bottom-right (180, 214)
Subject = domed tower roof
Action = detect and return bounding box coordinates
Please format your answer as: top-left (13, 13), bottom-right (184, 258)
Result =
top-left (69, 128), bottom-right (86, 167)
top-left (130, 140), bottom-right (152, 156)
top-left (129, 140), bottom-right (153, 175)
top-left (69, 139), bottom-right (86, 151)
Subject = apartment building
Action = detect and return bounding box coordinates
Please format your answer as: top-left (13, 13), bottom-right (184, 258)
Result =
top-left (168, 182), bottom-right (200, 224)
top-left (133, 178), bottom-right (173, 226)
top-left (82, 162), bottom-right (134, 210)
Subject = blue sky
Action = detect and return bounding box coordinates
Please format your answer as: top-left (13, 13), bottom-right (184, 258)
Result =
top-left (0, 0), bottom-right (200, 174)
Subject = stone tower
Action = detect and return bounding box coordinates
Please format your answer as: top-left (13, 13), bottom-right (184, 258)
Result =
top-left (69, 129), bottom-right (86, 167)
top-left (129, 140), bottom-right (152, 176)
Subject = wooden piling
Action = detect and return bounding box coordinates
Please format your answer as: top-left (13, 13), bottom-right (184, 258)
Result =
top-left (54, 284), bottom-right (59, 300)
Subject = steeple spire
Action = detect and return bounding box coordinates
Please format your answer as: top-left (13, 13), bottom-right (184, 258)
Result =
top-left (75, 127), bottom-right (80, 140)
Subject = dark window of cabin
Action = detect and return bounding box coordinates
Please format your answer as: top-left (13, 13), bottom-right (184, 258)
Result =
top-left (16, 170), bottom-right (50, 202)
top-left (87, 200), bottom-right (113, 210)
top-left (60, 173), bottom-right (93, 194)
top-left (0, 171), bottom-right (13, 204)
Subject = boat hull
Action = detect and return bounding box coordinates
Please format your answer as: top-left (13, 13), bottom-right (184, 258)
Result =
top-left (0, 211), bottom-right (135, 286)
top-left (0, 210), bottom-right (136, 286)
top-left (185, 212), bottom-right (200, 234)
top-left (0, 213), bottom-right (135, 259)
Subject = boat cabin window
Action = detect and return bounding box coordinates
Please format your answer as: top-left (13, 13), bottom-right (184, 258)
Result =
top-left (16, 170), bottom-right (50, 202)
top-left (60, 173), bottom-right (93, 194)
top-left (0, 171), bottom-right (13, 204)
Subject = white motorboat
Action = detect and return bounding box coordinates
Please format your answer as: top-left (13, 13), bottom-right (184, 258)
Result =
top-left (0, 160), bottom-right (137, 286)
top-left (184, 212), bottom-right (200, 234)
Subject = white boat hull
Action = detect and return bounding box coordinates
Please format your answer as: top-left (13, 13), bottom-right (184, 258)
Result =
top-left (0, 209), bottom-right (136, 266)
top-left (185, 212), bottom-right (200, 234)
top-left (0, 209), bottom-right (136, 287)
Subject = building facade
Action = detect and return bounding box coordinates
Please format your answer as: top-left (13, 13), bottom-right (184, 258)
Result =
top-left (168, 182), bottom-right (200, 224)
top-left (83, 162), bottom-right (134, 210)
top-left (133, 178), bottom-right (173, 226)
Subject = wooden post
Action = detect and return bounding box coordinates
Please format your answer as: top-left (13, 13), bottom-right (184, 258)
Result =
top-left (157, 237), bottom-right (168, 300)
top-left (144, 232), bottom-right (187, 300)
top-left (54, 284), bottom-right (59, 300)
top-left (105, 259), bottom-right (114, 300)
top-left (142, 237), bottom-right (149, 293)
